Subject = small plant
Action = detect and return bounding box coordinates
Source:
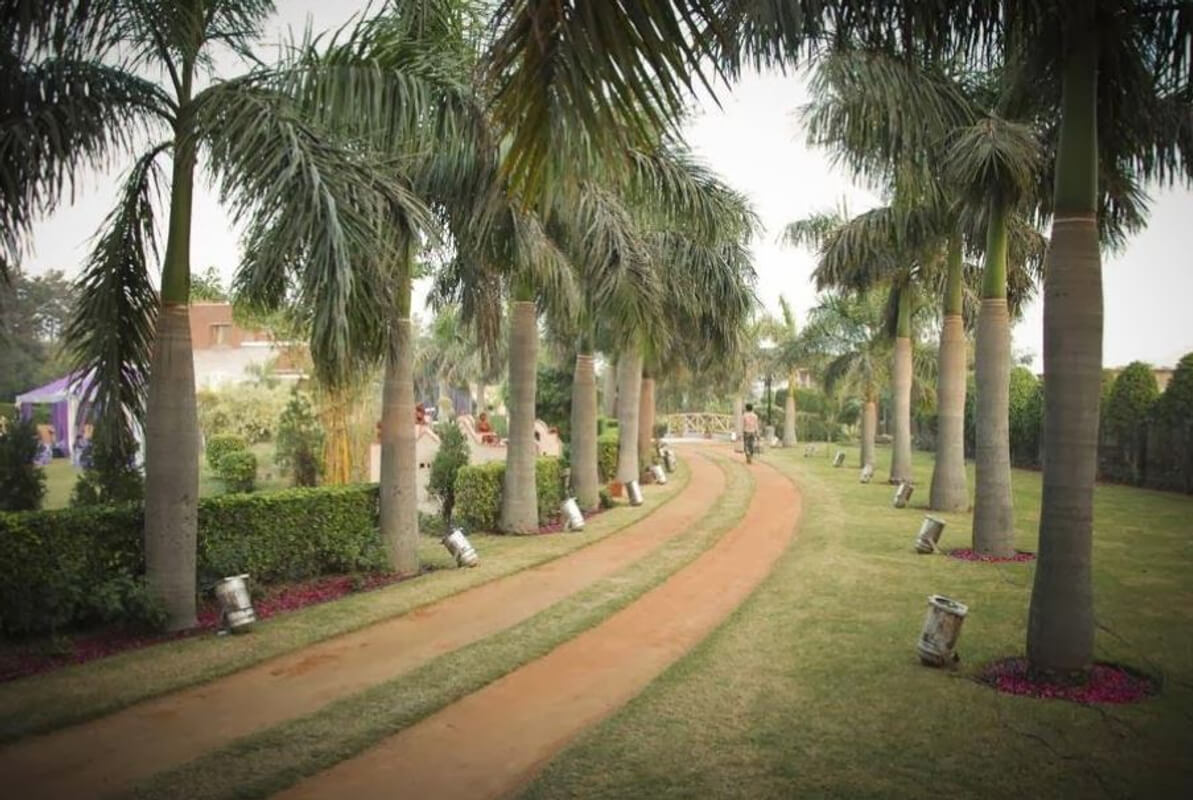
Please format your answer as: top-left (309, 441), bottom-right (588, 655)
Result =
top-left (205, 433), bottom-right (248, 470)
top-left (91, 570), bottom-right (169, 631)
top-left (216, 450), bottom-right (257, 493)
top-left (428, 421), bottom-right (470, 527)
top-left (599, 488), bottom-right (615, 509)
top-left (275, 390), bottom-right (324, 487)
top-left (0, 413), bottom-right (46, 511)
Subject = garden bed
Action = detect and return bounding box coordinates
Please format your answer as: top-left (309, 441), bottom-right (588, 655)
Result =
top-left (0, 570), bottom-right (416, 682)
top-left (979, 657), bottom-right (1157, 704)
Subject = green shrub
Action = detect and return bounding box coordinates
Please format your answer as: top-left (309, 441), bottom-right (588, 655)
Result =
top-left (1008, 367), bottom-right (1044, 468)
top-left (453, 456), bottom-right (566, 532)
top-left (205, 434), bottom-right (247, 470)
top-left (597, 430), bottom-right (619, 482)
top-left (0, 414), bottom-right (46, 511)
top-left (216, 450), bottom-right (257, 493)
top-left (599, 488), bottom-right (615, 509)
top-left (536, 456), bottom-right (564, 524)
top-left (536, 365), bottom-right (573, 439)
top-left (0, 485), bottom-right (384, 635)
top-left (71, 423), bottom-right (143, 506)
top-left (196, 383), bottom-right (289, 443)
top-left (429, 421), bottom-right (470, 525)
top-left (275, 390), bottom-right (324, 487)
top-left (652, 421), bottom-right (668, 439)
top-left (597, 416), bottom-right (619, 436)
top-left (454, 461), bottom-right (504, 532)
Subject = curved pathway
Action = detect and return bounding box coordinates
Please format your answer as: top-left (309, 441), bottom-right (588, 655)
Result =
top-left (0, 453), bottom-right (727, 800)
top-left (278, 454), bottom-right (803, 800)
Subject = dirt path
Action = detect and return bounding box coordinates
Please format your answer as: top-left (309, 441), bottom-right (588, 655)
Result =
top-left (277, 454), bottom-right (802, 800)
top-left (0, 452), bottom-right (726, 800)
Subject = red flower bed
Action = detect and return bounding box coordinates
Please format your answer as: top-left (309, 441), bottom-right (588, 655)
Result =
top-left (0, 571), bottom-right (412, 683)
top-left (980, 657), bottom-right (1156, 704)
top-left (948, 548), bottom-right (1036, 563)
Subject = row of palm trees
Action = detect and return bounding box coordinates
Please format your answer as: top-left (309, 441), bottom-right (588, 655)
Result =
top-left (476, 0), bottom-right (1192, 678)
top-left (3, 1), bottom-right (756, 630)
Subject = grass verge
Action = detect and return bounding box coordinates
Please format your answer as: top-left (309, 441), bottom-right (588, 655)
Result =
top-left (0, 460), bottom-right (693, 743)
top-left (129, 455), bottom-right (751, 800)
top-left (521, 447), bottom-right (1193, 799)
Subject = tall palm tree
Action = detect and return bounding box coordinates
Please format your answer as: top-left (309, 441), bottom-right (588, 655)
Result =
top-left (773, 297), bottom-right (801, 447)
top-left (5, 2), bottom-right (433, 629)
top-left (800, 291), bottom-right (892, 469)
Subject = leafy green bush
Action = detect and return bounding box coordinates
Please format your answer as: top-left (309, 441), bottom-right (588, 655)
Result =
top-left (1104, 362), bottom-right (1159, 483)
top-left (71, 424), bottom-right (143, 506)
top-left (453, 456), bottom-right (565, 532)
top-left (205, 434), bottom-right (247, 470)
top-left (216, 450), bottom-right (257, 493)
top-left (454, 461), bottom-right (504, 532)
top-left (429, 421), bottom-right (470, 525)
top-left (0, 484), bottom-right (384, 635)
top-left (1008, 366), bottom-right (1044, 468)
top-left (599, 487), bottom-right (615, 509)
top-left (597, 430), bottom-right (619, 482)
top-left (652, 421), bottom-right (668, 439)
top-left (536, 456), bottom-right (565, 525)
top-left (275, 390), bottom-right (323, 487)
top-left (0, 414), bottom-right (45, 511)
top-left (597, 416), bottom-right (619, 436)
top-left (196, 383), bottom-right (289, 443)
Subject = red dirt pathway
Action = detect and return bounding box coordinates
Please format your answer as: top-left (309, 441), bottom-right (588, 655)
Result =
top-left (278, 453), bottom-right (802, 800)
top-left (0, 452), bottom-right (726, 800)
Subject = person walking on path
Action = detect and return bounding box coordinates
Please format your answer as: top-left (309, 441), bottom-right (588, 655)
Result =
top-left (742, 403), bottom-right (760, 464)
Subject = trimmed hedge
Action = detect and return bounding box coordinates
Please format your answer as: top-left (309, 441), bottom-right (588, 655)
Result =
top-left (0, 484), bottom-right (383, 635)
top-left (453, 456), bottom-right (565, 533)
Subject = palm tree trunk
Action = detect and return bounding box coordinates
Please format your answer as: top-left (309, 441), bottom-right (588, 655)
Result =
top-left (861, 396), bottom-right (877, 468)
top-left (732, 395), bottom-right (744, 453)
top-left (931, 233), bottom-right (969, 511)
top-left (973, 204), bottom-right (1015, 557)
top-left (380, 312), bottom-right (418, 573)
top-left (638, 371), bottom-right (656, 472)
top-left (1028, 35), bottom-right (1100, 677)
top-left (783, 371), bottom-right (797, 446)
top-left (570, 351), bottom-right (599, 511)
top-left (500, 298), bottom-right (539, 533)
top-left (615, 350), bottom-right (643, 484)
top-left (143, 128), bottom-right (198, 631)
top-left (890, 287), bottom-right (913, 484)
top-left (602, 360), bottom-right (617, 417)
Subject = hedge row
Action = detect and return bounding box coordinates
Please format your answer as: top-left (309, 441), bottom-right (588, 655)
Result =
top-left (597, 431), bottom-right (620, 483)
top-left (454, 456), bottom-right (566, 532)
top-left (0, 485), bottom-right (382, 635)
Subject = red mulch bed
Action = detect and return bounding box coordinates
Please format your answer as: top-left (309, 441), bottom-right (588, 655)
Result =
top-left (948, 548), bottom-right (1037, 563)
top-left (0, 571), bottom-right (412, 683)
top-left (535, 506), bottom-right (608, 535)
top-left (980, 657), bottom-right (1157, 704)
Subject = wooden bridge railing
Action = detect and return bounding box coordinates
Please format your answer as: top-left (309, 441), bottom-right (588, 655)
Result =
top-left (663, 413), bottom-right (735, 436)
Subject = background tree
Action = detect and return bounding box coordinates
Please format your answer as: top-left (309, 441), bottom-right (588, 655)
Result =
top-left (188, 266), bottom-right (228, 302)
top-left (0, 269), bottom-right (76, 399)
top-left (1105, 362), bottom-right (1159, 484)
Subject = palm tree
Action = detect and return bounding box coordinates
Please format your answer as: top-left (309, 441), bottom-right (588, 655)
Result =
top-left (4, 2), bottom-right (433, 629)
top-left (800, 291), bottom-right (892, 469)
top-left (773, 297), bottom-right (801, 447)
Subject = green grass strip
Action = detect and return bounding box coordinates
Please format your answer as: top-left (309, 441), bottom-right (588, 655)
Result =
top-left (128, 455), bottom-right (752, 800)
top-left (0, 462), bottom-right (693, 743)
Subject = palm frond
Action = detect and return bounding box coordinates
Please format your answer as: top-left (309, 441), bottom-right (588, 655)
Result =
top-left (780, 207), bottom-right (846, 251)
top-left (943, 114), bottom-right (1043, 211)
top-left (0, 53), bottom-right (171, 273)
top-left (196, 78), bottom-right (435, 387)
top-left (64, 142), bottom-right (166, 441)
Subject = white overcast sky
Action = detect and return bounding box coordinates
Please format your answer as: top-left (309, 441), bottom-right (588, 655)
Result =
top-left (19, 1), bottom-right (1193, 368)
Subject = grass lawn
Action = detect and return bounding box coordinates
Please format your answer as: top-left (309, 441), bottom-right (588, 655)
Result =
top-left (523, 446), bottom-right (1193, 799)
top-left (41, 442), bottom-right (291, 510)
top-left (0, 459), bottom-right (692, 742)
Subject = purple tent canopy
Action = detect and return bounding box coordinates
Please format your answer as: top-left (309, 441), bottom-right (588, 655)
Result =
top-left (14, 372), bottom-right (95, 457)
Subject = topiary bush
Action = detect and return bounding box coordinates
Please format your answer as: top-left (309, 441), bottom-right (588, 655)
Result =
top-left (205, 434), bottom-right (247, 470)
top-left (71, 423), bottom-right (143, 507)
top-left (0, 414), bottom-right (46, 511)
top-left (0, 484), bottom-right (383, 635)
top-left (597, 430), bottom-right (619, 482)
top-left (454, 461), bottom-right (504, 532)
top-left (536, 456), bottom-right (564, 525)
top-left (216, 450), bottom-right (257, 493)
top-left (429, 421), bottom-right (470, 526)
